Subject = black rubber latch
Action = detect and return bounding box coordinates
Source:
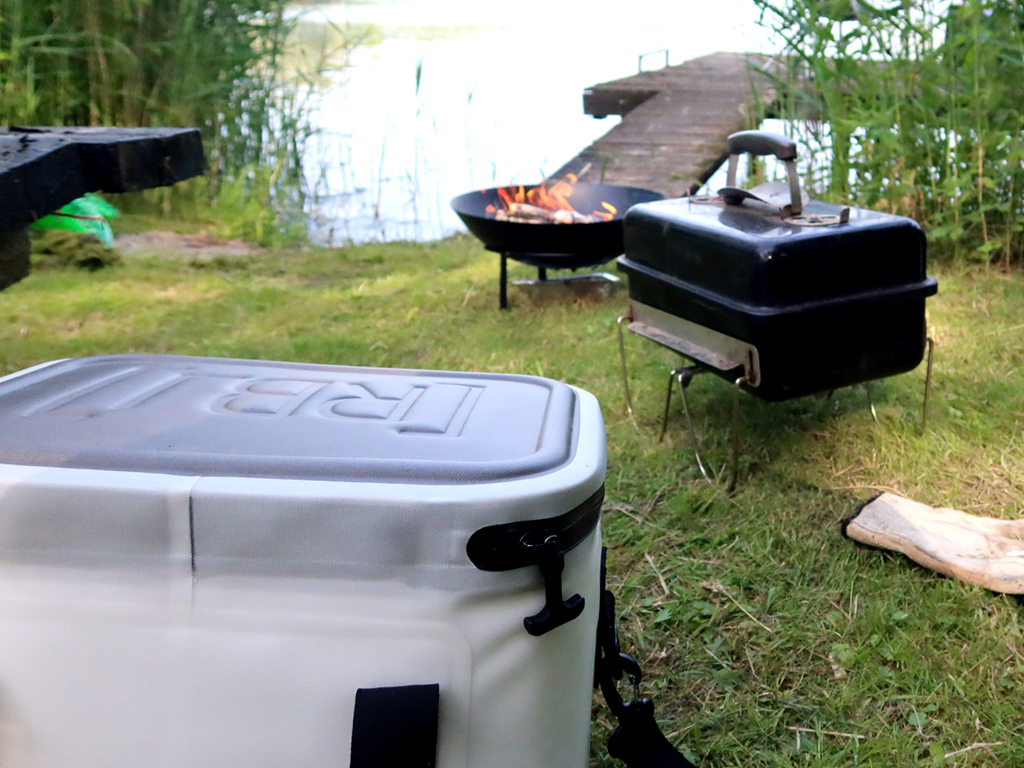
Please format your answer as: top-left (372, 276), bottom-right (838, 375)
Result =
top-left (350, 684), bottom-right (439, 768)
top-left (466, 486), bottom-right (605, 572)
top-left (523, 550), bottom-right (585, 636)
top-left (467, 486), bottom-right (603, 637)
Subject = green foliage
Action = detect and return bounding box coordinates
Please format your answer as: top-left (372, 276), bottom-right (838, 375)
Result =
top-left (755, 0), bottom-right (1024, 265)
top-left (113, 166), bottom-right (311, 249)
top-left (0, 1), bottom-right (353, 241)
top-left (1, 1), bottom-right (287, 160)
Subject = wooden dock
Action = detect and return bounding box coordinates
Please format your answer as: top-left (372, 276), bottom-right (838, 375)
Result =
top-left (552, 52), bottom-right (779, 197)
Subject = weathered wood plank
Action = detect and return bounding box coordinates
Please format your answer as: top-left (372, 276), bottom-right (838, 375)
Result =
top-left (553, 51), bottom-right (781, 197)
top-left (583, 89), bottom-right (658, 119)
top-left (0, 230), bottom-right (30, 291)
top-left (0, 137), bottom-right (89, 234)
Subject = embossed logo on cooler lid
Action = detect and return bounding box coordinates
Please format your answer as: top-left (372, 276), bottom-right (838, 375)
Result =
top-left (38, 368), bottom-right (486, 438)
top-left (222, 378), bottom-right (483, 436)
top-left (0, 357), bottom-right (574, 481)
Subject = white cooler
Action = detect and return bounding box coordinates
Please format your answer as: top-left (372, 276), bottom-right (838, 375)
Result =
top-left (0, 355), bottom-right (607, 768)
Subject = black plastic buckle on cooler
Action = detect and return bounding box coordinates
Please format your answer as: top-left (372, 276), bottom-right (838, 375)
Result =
top-left (595, 548), bottom-right (698, 768)
top-left (466, 485), bottom-right (604, 637)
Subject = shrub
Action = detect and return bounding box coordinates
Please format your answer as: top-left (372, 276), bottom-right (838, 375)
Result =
top-left (0, 1), bottom-right (339, 243)
top-left (755, 0), bottom-right (1024, 265)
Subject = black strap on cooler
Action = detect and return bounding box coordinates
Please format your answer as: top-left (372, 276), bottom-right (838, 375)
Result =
top-left (466, 488), bottom-right (696, 765)
top-left (350, 683), bottom-right (439, 768)
top-left (595, 548), bottom-right (698, 768)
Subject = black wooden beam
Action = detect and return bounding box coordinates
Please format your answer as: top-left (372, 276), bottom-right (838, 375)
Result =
top-left (0, 127), bottom-right (206, 234)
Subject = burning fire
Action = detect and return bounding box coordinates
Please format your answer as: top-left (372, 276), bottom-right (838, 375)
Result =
top-left (484, 174), bottom-right (617, 223)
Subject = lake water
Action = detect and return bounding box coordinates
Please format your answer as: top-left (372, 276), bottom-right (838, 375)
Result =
top-left (295, 0), bottom-right (776, 244)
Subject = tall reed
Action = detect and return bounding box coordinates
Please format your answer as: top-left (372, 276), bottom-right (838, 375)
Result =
top-left (0, 0), bottom-right (336, 242)
top-left (754, 0), bottom-right (1024, 265)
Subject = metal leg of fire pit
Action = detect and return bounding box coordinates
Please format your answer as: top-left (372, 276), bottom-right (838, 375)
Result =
top-left (865, 382), bottom-right (879, 423)
top-left (499, 253), bottom-right (508, 310)
top-left (660, 366), bottom-right (713, 485)
top-left (922, 336), bottom-right (936, 432)
top-left (616, 315), bottom-right (634, 417)
top-left (538, 267), bottom-right (547, 281)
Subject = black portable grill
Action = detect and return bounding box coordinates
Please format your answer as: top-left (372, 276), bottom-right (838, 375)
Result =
top-left (615, 130), bottom-right (938, 487)
top-left (451, 182), bottom-right (664, 308)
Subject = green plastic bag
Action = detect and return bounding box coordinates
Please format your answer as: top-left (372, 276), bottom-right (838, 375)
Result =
top-left (30, 194), bottom-right (118, 248)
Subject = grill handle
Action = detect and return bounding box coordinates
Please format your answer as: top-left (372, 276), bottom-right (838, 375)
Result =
top-left (725, 130), bottom-right (803, 216)
top-left (727, 130), bottom-right (797, 160)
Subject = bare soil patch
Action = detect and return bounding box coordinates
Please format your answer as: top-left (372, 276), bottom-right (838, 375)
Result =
top-left (115, 232), bottom-right (263, 260)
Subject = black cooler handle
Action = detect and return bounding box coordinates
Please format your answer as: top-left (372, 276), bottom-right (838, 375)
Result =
top-left (467, 486), bottom-right (604, 636)
top-left (725, 129), bottom-right (803, 216)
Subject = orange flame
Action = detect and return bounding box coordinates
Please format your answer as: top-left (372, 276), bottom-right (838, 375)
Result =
top-left (489, 174), bottom-right (617, 223)
top-left (526, 180), bottom-right (575, 212)
top-left (593, 201), bottom-right (617, 222)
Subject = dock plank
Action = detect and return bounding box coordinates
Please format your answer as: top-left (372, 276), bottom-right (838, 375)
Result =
top-left (553, 51), bottom-right (779, 197)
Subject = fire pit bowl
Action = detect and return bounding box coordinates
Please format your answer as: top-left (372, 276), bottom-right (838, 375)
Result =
top-left (452, 182), bottom-right (665, 308)
top-left (451, 182), bottom-right (665, 259)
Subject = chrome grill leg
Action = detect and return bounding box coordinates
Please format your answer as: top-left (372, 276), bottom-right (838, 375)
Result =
top-left (730, 375), bottom-right (750, 493)
top-left (678, 369), bottom-right (713, 485)
top-left (659, 367), bottom-right (676, 442)
top-left (865, 381), bottom-right (879, 423)
top-left (922, 336), bottom-right (935, 433)
top-left (616, 315), bottom-right (633, 417)
top-left (660, 366), bottom-right (712, 485)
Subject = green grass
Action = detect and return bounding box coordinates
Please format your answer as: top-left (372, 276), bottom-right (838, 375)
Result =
top-left (3, 236), bottom-right (1024, 766)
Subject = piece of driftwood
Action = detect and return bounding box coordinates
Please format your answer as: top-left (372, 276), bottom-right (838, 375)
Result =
top-left (843, 492), bottom-right (1024, 593)
top-left (494, 204), bottom-right (601, 224)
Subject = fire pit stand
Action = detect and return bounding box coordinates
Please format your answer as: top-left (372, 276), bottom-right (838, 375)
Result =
top-left (498, 251), bottom-right (616, 310)
top-left (499, 253), bottom-right (546, 310)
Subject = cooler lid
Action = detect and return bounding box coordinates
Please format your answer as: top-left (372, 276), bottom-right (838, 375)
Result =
top-left (0, 355), bottom-right (579, 484)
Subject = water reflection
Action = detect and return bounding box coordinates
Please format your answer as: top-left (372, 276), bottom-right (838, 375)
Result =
top-left (294, 0), bottom-right (772, 244)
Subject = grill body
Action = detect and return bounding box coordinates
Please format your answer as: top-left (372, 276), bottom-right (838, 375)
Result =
top-left (618, 196), bottom-right (938, 401)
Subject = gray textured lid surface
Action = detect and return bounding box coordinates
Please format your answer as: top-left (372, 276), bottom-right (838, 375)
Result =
top-left (0, 355), bottom-right (579, 483)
